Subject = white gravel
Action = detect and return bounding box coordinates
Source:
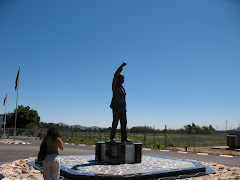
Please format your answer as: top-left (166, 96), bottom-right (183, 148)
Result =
top-left (0, 157), bottom-right (240, 180)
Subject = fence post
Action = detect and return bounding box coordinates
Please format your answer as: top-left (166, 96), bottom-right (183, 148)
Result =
top-left (76, 131), bottom-right (78, 141)
top-left (165, 125), bottom-right (167, 149)
top-left (154, 125), bottom-right (155, 148)
top-left (105, 129), bottom-right (106, 141)
top-left (144, 126), bottom-right (146, 146)
top-left (89, 129), bottom-right (90, 140)
top-left (71, 129), bottom-right (73, 141)
top-left (134, 126), bottom-right (135, 141)
top-left (230, 136), bottom-right (232, 155)
top-left (192, 132), bottom-right (195, 152)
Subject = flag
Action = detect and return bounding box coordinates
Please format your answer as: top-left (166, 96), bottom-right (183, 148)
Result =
top-left (3, 94), bottom-right (7, 105)
top-left (15, 66), bottom-right (20, 90)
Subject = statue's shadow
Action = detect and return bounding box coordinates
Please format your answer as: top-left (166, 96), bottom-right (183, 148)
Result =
top-left (71, 160), bottom-right (106, 170)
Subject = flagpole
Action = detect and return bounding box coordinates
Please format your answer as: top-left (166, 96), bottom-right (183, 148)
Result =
top-left (14, 65), bottom-right (20, 140)
top-left (3, 93), bottom-right (7, 137)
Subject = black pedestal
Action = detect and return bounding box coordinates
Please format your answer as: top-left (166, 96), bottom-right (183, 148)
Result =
top-left (95, 141), bottom-right (142, 164)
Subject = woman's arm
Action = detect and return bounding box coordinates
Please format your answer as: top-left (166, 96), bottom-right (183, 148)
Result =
top-left (57, 137), bottom-right (64, 151)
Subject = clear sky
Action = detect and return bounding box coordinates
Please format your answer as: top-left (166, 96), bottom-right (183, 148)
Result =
top-left (1, 0), bottom-right (240, 130)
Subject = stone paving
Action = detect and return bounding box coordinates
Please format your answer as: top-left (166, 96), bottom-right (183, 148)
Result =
top-left (59, 155), bottom-right (213, 177)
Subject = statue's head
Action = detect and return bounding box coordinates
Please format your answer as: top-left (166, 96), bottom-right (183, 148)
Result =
top-left (118, 74), bottom-right (124, 84)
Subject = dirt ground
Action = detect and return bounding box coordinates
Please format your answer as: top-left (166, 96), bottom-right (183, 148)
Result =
top-left (167, 146), bottom-right (240, 156)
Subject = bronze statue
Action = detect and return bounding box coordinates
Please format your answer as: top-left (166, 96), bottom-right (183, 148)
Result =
top-left (110, 62), bottom-right (131, 142)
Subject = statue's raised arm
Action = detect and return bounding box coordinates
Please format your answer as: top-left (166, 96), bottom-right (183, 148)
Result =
top-left (112, 62), bottom-right (127, 87)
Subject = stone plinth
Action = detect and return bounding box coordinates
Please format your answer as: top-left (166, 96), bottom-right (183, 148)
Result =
top-left (227, 130), bottom-right (240, 149)
top-left (95, 141), bottom-right (142, 164)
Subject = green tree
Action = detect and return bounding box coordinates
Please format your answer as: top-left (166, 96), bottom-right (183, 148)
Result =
top-left (129, 126), bottom-right (155, 133)
top-left (25, 122), bottom-right (39, 129)
top-left (184, 125), bottom-right (192, 134)
top-left (184, 123), bottom-right (217, 134)
top-left (6, 105), bottom-right (40, 128)
top-left (237, 124), bottom-right (240, 130)
top-left (208, 125), bottom-right (216, 134)
top-left (201, 126), bottom-right (209, 134)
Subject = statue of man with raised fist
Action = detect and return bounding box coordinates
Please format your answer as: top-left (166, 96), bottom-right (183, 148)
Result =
top-left (110, 62), bottom-right (131, 142)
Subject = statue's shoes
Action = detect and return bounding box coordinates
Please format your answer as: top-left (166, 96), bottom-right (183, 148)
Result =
top-left (121, 139), bottom-right (132, 142)
top-left (110, 139), bottom-right (116, 142)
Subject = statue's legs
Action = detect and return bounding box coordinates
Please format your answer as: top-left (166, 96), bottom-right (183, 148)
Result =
top-left (110, 109), bottom-right (120, 140)
top-left (110, 109), bottom-right (127, 141)
top-left (120, 110), bottom-right (127, 141)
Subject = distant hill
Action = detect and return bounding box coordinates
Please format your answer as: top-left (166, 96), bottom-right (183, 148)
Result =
top-left (71, 125), bottom-right (87, 129)
top-left (58, 122), bottom-right (69, 127)
top-left (58, 122), bottom-right (100, 130)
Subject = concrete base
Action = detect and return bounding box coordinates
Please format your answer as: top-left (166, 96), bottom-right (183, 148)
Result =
top-left (95, 141), bottom-right (142, 164)
top-left (227, 131), bottom-right (240, 149)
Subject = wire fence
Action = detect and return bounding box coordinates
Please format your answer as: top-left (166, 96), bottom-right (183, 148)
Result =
top-left (1, 127), bottom-right (227, 149)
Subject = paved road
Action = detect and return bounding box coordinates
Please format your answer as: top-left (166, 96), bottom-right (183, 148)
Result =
top-left (143, 149), bottom-right (240, 168)
top-left (0, 137), bottom-right (94, 165)
top-left (1, 137), bottom-right (240, 168)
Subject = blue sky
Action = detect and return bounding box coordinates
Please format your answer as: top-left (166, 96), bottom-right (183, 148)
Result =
top-left (1, 0), bottom-right (240, 130)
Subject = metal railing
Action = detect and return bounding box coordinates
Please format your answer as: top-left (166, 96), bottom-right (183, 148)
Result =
top-left (1, 127), bottom-right (227, 149)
